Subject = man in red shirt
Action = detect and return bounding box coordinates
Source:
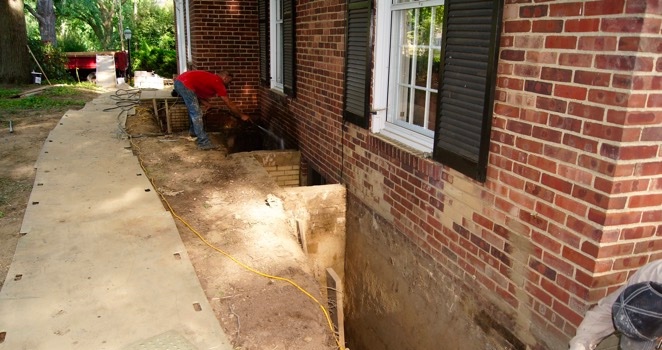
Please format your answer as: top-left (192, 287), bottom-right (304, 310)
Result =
top-left (174, 70), bottom-right (250, 150)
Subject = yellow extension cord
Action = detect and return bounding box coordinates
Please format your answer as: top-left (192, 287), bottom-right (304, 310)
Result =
top-left (130, 138), bottom-right (346, 350)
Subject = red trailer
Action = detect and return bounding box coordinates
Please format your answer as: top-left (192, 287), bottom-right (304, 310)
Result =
top-left (65, 51), bottom-right (128, 82)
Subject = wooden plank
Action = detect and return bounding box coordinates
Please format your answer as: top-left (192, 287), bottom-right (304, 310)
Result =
top-left (10, 86), bottom-right (52, 99)
top-left (296, 220), bottom-right (308, 254)
top-left (326, 268), bottom-right (345, 347)
top-left (165, 99), bottom-right (172, 134)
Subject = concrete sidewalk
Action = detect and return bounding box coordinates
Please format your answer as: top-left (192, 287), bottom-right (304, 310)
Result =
top-left (0, 92), bottom-right (233, 350)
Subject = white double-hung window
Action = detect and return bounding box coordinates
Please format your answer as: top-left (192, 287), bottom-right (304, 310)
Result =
top-left (373, 0), bottom-right (444, 153)
top-left (344, 0), bottom-right (501, 181)
top-left (260, 0), bottom-right (294, 96)
top-left (270, 0), bottom-right (284, 91)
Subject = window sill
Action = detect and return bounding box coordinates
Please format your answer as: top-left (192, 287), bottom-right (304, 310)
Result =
top-left (372, 132), bottom-right (433, 160)
top-left (377, 123), bottom-right (434, 155)
top-left (269, 87), bottom-right (286, 97)
top-left (265, 88), bottom-right (290, 105)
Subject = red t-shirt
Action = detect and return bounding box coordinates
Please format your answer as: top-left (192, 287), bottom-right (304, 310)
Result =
top-left (176, 70), bottom-right (227, 99)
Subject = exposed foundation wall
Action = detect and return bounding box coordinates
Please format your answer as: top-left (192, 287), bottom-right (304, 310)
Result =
top-left (185, 0), bottom-right (662, 349)
top-left (280, 184), bottom-right (347, 300)
top-left (345, 193), bottom-right (524, 350)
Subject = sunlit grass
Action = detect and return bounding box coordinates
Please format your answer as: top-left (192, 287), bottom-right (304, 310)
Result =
top-left (0, 83), bottom-right (102, 120)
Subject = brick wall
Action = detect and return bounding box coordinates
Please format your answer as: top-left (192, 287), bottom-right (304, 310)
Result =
top-left (188, 0), bottom-right (662, 348)
top-left (496, 0), bottom-right (662, 340)
top-left (259, 0), bottom-right (347, 181)
top-left (188, 0), bottom-right (260, 114)
top-left (341, 0), bottom-right (660, 348)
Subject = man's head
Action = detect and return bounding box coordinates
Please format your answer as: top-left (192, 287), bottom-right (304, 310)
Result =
top-left (218, 70), bottom-right (233, 85)
top-left (612, 281), bottom-right (662, 350)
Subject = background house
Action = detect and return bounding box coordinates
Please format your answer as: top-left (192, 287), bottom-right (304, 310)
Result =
top-left (175, 0), bottom-right (662, 348)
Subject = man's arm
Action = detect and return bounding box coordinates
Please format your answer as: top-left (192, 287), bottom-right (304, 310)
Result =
top-left (199, 98), bottom-right (212, 113)
top-left (569, 288), bottom-right (622, 350)
top-left (220, 95), bottom-right (250, 121)
top-left (569, 260), bottom-right (662, 350)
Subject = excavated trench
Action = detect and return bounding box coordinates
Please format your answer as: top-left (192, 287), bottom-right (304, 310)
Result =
top-left (209, 118), bottom-right (352, 348)
top-left (145, 92), bottom-right (542, 350)
top-left (148, 98), bottom-right (352, 348)
top-left (196, 109), bottom-right (284, 154)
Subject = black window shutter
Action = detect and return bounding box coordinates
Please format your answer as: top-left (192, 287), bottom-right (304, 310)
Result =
top-left (258, 0), bottom-right (270, 86)
top-left (433, 0), bottom-right (503, 182)
top-left (342, 0), bottom-right (372, 128)
top-left (283, 0), bottom-right (295, 97)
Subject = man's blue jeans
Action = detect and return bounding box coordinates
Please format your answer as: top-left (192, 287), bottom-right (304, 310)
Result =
top-left (174, 80), bottom-right (211, 147)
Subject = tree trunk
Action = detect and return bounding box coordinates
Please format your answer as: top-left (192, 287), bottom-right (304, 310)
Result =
top-left (37, 0), bottom-right (57, 46)
top-left (0, 0), bottom-right (31, 84)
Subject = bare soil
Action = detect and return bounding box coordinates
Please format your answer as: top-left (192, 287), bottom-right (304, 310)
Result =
top-left (0, 85), bottom-right (336, 350)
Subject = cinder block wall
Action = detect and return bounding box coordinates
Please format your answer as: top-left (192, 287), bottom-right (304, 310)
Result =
top-left (188, 0), bottom-right (260, 115)
top-left (168, 104), bottom-right (188, 132)
top-left (190, 0), bottom-right (662, 349)
top-left (251, 150), bottom-right (301, 187)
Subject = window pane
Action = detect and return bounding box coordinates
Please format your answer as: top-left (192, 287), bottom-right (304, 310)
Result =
top-left (415, 49), bottom-right (428, 88)
top-left (404, 9), bottom-right (416, 57)
top-left (396, 85), bottom-right (412, 123)
top-left (270, 0), bottom-right (285, 89)
top-left (428, 91), bottom-right (437, 130)
top-left (397, 46), bottom-right (413, 88)
top-left (413, 88), bottom-right (427, 127)
top-left (276, 0), bottom-right (283, 85)
top-left (432, 7), bottom-right (443, 46)
top-left (416, 8), bottom-right (429, 46)
top-left (431, 48), bottom-right (440, 90)
top-left (276, 23), bottom-right (283, 84)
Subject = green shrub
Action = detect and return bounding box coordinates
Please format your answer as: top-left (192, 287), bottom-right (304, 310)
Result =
top-left (27, 38), bottom-right (73, 82)
top-left (59, 34), bottom-right (90, 53)
top-left (133, 42), bottom-right (176, 78)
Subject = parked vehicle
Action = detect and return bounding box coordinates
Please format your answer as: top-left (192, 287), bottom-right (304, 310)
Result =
top-left (65, 51), bottom-right (128, 82)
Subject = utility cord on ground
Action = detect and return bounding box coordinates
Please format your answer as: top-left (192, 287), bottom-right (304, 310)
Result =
top-left (108, 88), bottom-right (144, 140)
top-left (112, 94), bottom-right (345, 350)
top-left (132, 139), bottom-right (345, 350)
top-left (104, 88), bottom-right (142, 113)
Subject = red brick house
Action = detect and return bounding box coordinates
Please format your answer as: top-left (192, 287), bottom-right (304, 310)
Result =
top-left (174, 0), bottom-right (661, 348)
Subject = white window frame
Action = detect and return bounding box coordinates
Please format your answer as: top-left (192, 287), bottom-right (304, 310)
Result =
top-left (372, 0), bottom-right (444, 153)
top-left (270, 0), bottom-right (284, 91)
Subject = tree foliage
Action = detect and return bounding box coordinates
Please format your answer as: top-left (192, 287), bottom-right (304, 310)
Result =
top-left (27, 36), bottom-right (71, 81)
top-left (128, 0), bottom-right (175, 76)
top-left (23, 0), bottom-right (177, 80)
top-left (58, 22), bottom-right (95, 52)
top-left (55, 0), bottom-right (118, 51)
top-left (133, 1), bottom-right (175, 49)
